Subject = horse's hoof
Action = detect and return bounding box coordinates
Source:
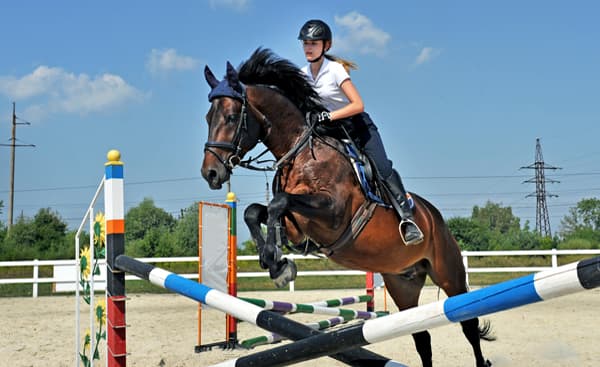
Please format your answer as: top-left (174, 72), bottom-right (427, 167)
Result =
top-left (270, 258), bottom-right (297, 288)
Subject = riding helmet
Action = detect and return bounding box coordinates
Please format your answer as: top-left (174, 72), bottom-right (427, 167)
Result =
top-left (298, 19), bottom-right (332, 41)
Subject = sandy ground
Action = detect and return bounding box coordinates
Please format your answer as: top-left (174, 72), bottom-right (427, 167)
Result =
top-left (1, 287), bottom-right (599, 367)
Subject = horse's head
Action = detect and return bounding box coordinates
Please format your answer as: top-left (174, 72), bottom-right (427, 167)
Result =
top-left (201, 62), bottom-right (262, 189)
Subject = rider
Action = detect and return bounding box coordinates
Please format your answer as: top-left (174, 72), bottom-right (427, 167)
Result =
top-left (298, 19), bottom-right (424, 245)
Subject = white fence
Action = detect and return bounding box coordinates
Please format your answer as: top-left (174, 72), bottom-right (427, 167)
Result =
top-left (2, 249), bottom-right (600, 298)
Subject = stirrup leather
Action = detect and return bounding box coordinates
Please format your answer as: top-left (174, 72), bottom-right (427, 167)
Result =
top-left (399, 218), bottom-right (424, 246)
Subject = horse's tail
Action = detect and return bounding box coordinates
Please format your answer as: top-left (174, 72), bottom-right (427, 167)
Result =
top-left (479, 319), bottom-right (496, 342)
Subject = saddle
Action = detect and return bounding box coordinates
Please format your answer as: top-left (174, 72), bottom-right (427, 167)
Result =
top-left (312, 117), bottom-right (396, 208)
top-left (288, 115), bottom-right (414, 256)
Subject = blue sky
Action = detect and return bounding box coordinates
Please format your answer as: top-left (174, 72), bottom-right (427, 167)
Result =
top-left (0, 1), bottom-right (598, 241)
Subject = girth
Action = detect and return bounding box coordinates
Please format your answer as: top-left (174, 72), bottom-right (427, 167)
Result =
top-left (318, 200), bottom-right (379, 256)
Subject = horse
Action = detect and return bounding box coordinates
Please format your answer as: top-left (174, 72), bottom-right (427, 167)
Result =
top-left (200, 48), bottom-right (493, 367)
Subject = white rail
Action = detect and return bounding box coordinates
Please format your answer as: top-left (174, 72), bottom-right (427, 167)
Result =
top-left (1, 249), bottom-right (600, 297)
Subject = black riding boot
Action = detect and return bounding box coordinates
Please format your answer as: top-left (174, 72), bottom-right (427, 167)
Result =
top-left (385, 170), bottom-right (424, 245)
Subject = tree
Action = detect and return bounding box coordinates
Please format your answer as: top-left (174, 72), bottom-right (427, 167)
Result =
top-left (447, 217), bottom-right (491, 251)
top-left (447, 201), bottom-right (551, 251)
top-left (471, 201), bottom-right (520, 234)
top-left (172, 203), bottom-right (199, 256)
top-left (124, 198), bottom-right (176, 257)
top-left (560, 198), bottom-right (600, 235)
top-left (32, 208), bottom-right (68, 252)
top-left (559, 198), bottom-right (600, 248)
top-left (0, 208), bottom-right (69, 260)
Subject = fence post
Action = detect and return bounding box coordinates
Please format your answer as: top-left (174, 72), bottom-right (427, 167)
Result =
top-left (33, 259), bottom-right (39, 298)
top-left (462, 254), bottom-right (470, 288)
top-left (551, 248), bottom-right (558, 268)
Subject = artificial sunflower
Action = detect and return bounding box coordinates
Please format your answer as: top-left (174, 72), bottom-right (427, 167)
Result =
top-left (93, 212), bottom-right (106, 247)
top-left (80, 247), bottom-right (91, 280)
top-left (83, 329), bottom-right (91, 352)
top-left (95, 299), bottom-right (106, 325)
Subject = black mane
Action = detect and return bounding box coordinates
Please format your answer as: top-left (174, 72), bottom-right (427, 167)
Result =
top-left (238, 48), bottom-right (323, 114)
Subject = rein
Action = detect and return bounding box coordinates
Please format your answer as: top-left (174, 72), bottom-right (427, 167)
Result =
top-left (204, 86), bottom-right (317, 173)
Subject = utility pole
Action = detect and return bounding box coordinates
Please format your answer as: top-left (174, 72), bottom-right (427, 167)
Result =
top-left (520, 138), bottom-right (560, 237)
top-left (1, 102), bottom-right (35, 231)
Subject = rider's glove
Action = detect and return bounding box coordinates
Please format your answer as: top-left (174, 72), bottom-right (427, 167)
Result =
top-left (311, 111), bottom-right (332, 125)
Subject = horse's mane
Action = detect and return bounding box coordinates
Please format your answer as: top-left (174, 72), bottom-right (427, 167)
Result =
top-left (238, 48), bottom-right (324, 114)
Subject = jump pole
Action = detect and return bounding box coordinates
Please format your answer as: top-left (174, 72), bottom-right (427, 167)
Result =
top-left (114, 254), bottom-right (406, 367)
top-left (211, 255), bottom-right (600, 367)
top-left (240, 297), bottom-right (385, 319)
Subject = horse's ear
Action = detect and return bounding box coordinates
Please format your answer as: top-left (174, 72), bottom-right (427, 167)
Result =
top-left (225, 61), bottom-right (241, 92)
top-left (204, 65), bottom-right (219, 89)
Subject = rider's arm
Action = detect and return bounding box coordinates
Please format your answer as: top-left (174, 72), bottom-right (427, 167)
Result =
top-left (329, 79), bottom-right (364, 120)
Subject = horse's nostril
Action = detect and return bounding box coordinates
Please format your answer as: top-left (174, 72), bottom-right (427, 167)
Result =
top-left (207, 169), bottom-right (217, 179)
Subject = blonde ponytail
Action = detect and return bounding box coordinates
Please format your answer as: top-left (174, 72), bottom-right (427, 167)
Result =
top-left (325, 54), bottom-right (358, 73)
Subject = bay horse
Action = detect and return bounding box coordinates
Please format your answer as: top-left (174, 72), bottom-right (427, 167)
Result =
top-left (201, 48), bottom-right (493, 367)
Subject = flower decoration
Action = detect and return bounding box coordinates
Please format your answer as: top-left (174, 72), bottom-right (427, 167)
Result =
top-left (80, 247), bottom-right (91, 280)
top-left (95, 299), bottom-right (106, 325)
top-left (93, 212), bottom-right (106, 248)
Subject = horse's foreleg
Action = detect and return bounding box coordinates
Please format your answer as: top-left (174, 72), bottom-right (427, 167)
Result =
top-left (262, 192), bottom-right (336, 288)
top-left (244, 203), bottom-right (273, 269)
top-left (253, 193), bottom-right (296, 288)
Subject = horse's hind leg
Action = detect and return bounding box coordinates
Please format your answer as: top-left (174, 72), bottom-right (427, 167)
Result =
top-left (460, 318), bottom-right (492, 367)
top-left (428, 248), bottom-right (493, 367)
top-left (382, 269), bottom-right (433, 367)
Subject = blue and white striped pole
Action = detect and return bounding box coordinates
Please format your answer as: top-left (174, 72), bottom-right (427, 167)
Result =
top-left (114, 255), bottom-right (407, 367)
top-left (212, 256), bottom-right (600, 367)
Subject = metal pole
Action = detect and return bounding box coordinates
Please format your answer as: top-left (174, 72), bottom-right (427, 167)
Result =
top-left (8, 102), bottom-right (16, 230)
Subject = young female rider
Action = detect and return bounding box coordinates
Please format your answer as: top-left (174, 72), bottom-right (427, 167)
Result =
top-left (298, 19), bottom-right (424, 245)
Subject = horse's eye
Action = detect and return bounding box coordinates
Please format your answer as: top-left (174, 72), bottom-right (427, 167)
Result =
top-left (226, 114), bottom-right (240, 124)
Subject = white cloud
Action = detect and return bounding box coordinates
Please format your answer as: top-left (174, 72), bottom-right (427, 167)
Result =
top-left (0, 66), bottom-right (143, 118)
top-left (414, 47), bottom-right (442, 66)
top-left (208, 0), bottom-right (249, 11)
top-left (146, 48), bottom-right (199, 74)
top-left (333, 12), bottom-right (391, 56)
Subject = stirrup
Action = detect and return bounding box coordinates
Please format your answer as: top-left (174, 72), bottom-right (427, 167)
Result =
top-left (399, 218), bottom-right (424, 246)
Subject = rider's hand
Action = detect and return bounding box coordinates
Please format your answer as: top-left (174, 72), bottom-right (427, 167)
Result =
top-left (311, 111), bottom-right (332, 125)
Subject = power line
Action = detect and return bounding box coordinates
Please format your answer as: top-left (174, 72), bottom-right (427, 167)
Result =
top-left (2, 171), bottom-right (599, 195)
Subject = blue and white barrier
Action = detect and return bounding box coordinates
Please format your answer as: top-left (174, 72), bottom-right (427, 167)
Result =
top-left (211, 256), bottom-right (600, 367)
top-left (114, 255), bottom-right (406, 367)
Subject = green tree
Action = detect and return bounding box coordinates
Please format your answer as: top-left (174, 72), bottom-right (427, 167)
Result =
top-left (447, 217), bottom-right (491, 251)
top-left (172, 203), bottom-right (199, 256)
top-left (125, 198), bottom-right (176, 257)
top-left (559, 198), bottom-right (600, 249)
top-left (238, 238), bottom-right (259, 255)
top-left (32, 208), bottom-right (68, 253)
top-left (0, 208), bottom-right (69, 260)
top-left (447, 201), bottom-right (551, 251)
top-left (472, 201), bottom-right (520, 234)
top-left (560, 198), bottom-right (600, 235)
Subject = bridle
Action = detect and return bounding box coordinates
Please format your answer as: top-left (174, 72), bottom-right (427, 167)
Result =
top-left (204, 91), bottom-right (273, 173)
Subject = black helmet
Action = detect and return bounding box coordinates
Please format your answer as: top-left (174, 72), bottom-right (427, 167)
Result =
top-left (298, 19), bottom-right (332, 41)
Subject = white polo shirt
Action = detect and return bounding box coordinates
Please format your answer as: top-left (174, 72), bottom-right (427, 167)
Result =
top-left (301, 58), bottom-right (350, 112)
